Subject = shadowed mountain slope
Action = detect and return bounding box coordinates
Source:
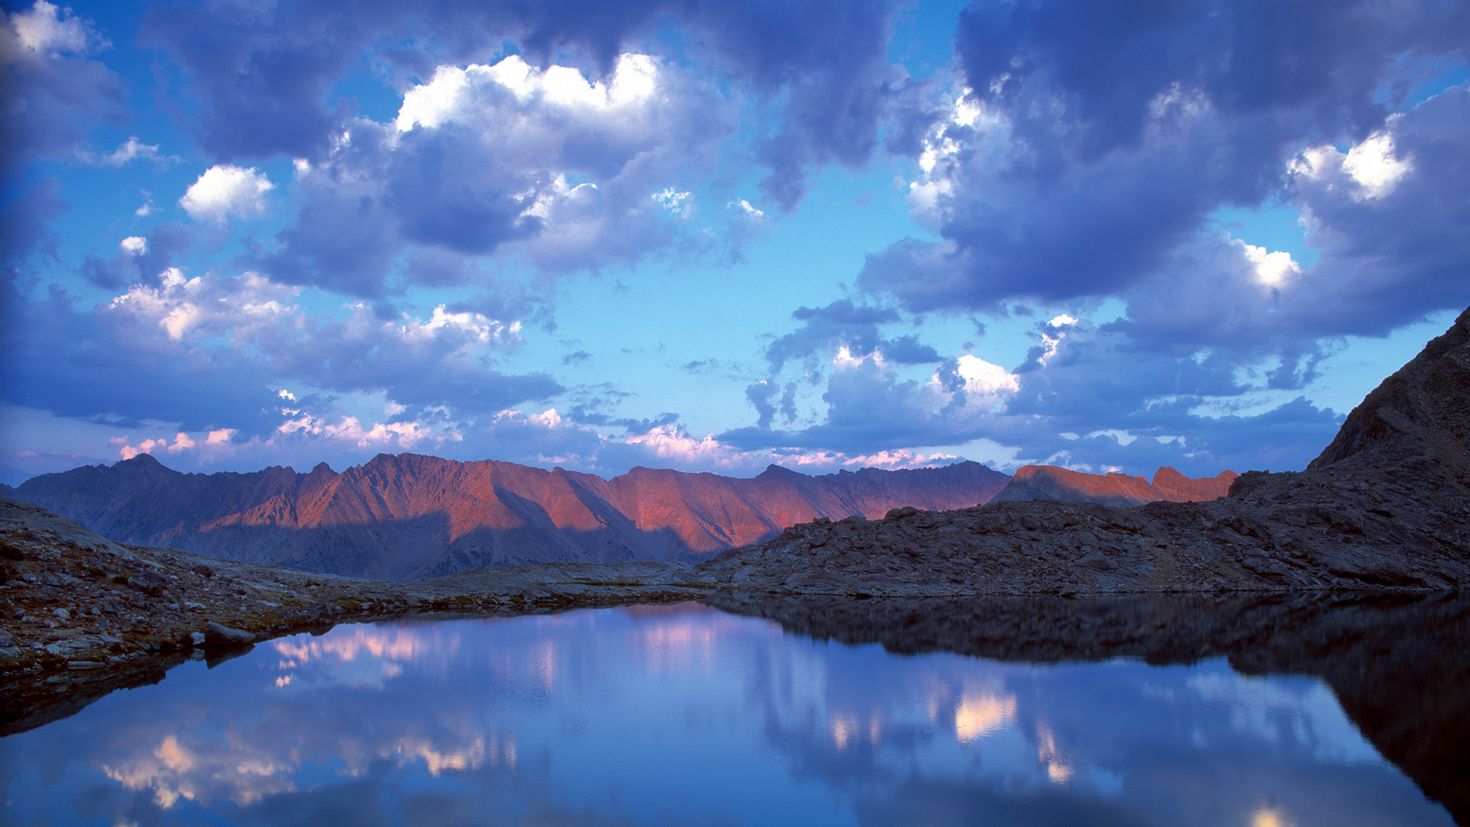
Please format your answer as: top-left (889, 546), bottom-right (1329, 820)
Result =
top-left (991, 465), bottom-right (1238, 506)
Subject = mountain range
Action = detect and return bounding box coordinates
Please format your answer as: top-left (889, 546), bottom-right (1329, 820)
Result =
top-left (1, 451), bottom-right (1244, 579)
top-left (2, 455), bottom-right (1009, 578)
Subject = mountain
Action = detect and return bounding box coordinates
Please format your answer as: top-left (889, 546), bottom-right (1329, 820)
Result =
top-left (8, 455), bottom-right (1009, 579)
top-left (990, 465), bottom-right (1238, 506)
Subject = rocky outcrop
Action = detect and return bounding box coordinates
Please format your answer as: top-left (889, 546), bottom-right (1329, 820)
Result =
top-left (9, 456), bottom-right (1009, 579)
top-left (991, 465), bottom-right (1237, 506)
top-left (697, 308), bottom-right (1470, 596)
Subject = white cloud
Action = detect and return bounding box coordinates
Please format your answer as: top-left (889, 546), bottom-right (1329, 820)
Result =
top-left (7, 0), bottom-right (94, 57)
top-left (396, 53), bottom-right (660, 133)
top-left (1290, 128), bottom-right (1413, 201)
top-left (119, 235), bottom-right (147, 256)
top-left (277, 414), bottom-right (439, 449)
top-left (622, 423), bottom-right (736, 467)
top-left (730, 198), bottom-right (767, 222)
top-left (80, 136), bottom-right (168, 167)
top-left (205, 428), bottom-right (236, 446)
top-left (108, 268), bottom-right (298, 342)
top-left (954, 354), bottom-right (1020, 396)
top-left (651, 188), bottom-right (692, 217)
top-left (398, 305), bottom-right (521, 347)
top-left (112, 427), bottom-right (236, 460)
top-left (832, 344), bottom-right (883, 371)
top-left (1342, 131), bottom-right (1413, 198)
top-left (907, 88), bottom-right (1009, 223)
top-left (179, 164), bottom-right (274, 224)
top-left (1038, 314), bottom-right (1079, 366)
top-left (1237, 240), bottom-right (1301, 288)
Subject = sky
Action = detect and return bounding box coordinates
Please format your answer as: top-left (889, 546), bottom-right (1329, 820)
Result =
top-left (0, 0), bottom-right (1466, 485)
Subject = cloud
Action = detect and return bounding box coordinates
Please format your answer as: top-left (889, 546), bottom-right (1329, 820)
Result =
top-left (138, 1), bottom-right (905, 210)
top-left (7, 0), bottom-right (95, 56)
top-left (725, 342), bottom-right (1020, 455)
top-left (0, 0), bottom-right (122, 164)
top-left (1113, 86), bottom-right (1470, 346)
top-left (259, 50), bottom-right (729, 295)
top-left (859, 0), bottom-right (1470, 320)
top-left (766, 299), bottom-right (941, 374)
top-left (0, 178), bottom-right (66, 268)
top-left (78, 135), bottom-right (175, 167)
top-left (721, 310), bottom-right (1349, 475)
top-left (179, 165), bottom-right (275, 224)
top-left (2, 268), bottom-right (560, 441)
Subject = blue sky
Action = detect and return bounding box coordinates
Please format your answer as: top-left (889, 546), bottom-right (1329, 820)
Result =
top-left (0, 0), bottom-right (1466, 485)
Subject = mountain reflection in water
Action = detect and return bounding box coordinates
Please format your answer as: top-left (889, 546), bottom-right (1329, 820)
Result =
top-left (1, 595), bottom-right (1463, 826)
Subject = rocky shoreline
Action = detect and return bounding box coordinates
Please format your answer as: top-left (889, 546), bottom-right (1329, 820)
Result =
top-left (0, 496), bottom-right (710, 735)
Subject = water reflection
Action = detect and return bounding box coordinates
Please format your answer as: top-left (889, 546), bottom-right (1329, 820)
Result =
top-left (0, 603), bottom-right (1454, 826)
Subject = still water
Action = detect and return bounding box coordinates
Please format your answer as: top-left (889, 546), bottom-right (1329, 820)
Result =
top-left (0, 604), bottom-right (1453, 826)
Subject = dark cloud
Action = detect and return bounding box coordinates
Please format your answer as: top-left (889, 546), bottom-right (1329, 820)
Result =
top-left (1281, 85), bottom-right (1470, 335)
top-left (690, 0), bottom-right (905, 209)
top-left (256, 51), bottom-right (729, 295)
top-left (0, 177), bottom-right (65, 269)
top-left (1, 1), bottom-right (124, 166)
top-left (861, 0), bottom-right (1470, 320)
top-left (138, 1), bottom-right (904, 207)
top-left (1, 282), bottom-right (282, 434)
top-left (766, 299), bottom-right (940, 373)
top-left (80, 223), bottom-right (195, 291)
top-left (1110, 86), bottom-right (1470, 348)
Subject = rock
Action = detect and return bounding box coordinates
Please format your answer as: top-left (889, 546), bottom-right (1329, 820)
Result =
top-left (1076, 551), bottom-right (1117, 572)
top-left (204, 621), bottom-right (254, 646)
top-left (52, 607), bottom-right (69, 621)
top-left (301, 601), bottom-right (337, 625)
top-left (66, 660), bottom-right (103, 671)
top-left (189, 631), bottom-right (206, 647)
top-left (191, 563), bottom-right (214, 578)
top-left (129, 572), bottom-right (167, 597)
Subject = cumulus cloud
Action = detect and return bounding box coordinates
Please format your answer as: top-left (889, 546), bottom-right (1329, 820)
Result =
top-left (259, 49), bottom-right (729, 294)
top-left (179, 165), bottom-right (275, 224)
top-left (139, 1), bottom-right (903, 209)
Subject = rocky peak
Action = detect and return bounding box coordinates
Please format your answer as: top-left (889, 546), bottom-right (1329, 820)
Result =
top-left (1311, 307), bottom-right (1470, 469)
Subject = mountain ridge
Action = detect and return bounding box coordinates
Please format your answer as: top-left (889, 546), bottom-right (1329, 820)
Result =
top-left (8, 454), bottom-right (1012, 579)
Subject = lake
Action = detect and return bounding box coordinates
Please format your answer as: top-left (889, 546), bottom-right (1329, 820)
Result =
top-left (0, 601), bottom-right (1458, 826)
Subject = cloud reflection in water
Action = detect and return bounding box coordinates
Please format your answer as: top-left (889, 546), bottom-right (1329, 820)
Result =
top-left (0, 604), bottom-right (1453, 826)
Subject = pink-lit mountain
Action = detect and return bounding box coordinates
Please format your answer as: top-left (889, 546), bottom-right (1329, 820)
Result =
top-left (990, 465), bottom-right (1238, 507)
top-left (5, 453), bottom-right (1010, 579)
